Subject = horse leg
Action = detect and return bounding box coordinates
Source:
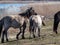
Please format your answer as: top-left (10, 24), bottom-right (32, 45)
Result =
top-left (2, 27), bottom-right (9, 43)
top-left (22, 24), bottom-right (26, 39)
top-left (53, 21), bottom-right (59, 34)
top-left (32, 28), bottom-right (35, 38)
top-left (38, 27), bottom-right (40, 37)
top-left (22, 28), bottom-right (25, 39)
top-left (16, 27), bottom-right (22, 40)
top-left (1, 29), bottom-right (8, 43)
top-left (42, 21), bottom-right (45, 26)
top-left (29, 27), bottom-right (32, 38)
top-left (1, 30), bottom-right (5, 43)
top-left (5, 30), bottom-right (8, 42)
top-left (35, 27), bottom-right (38, 37)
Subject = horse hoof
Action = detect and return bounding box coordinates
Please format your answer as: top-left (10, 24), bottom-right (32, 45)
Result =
top-left (1, 42), bottom-right (4, 43)
top-left (6, 39), bottom-right (9, 42)
top-left (1, 41), bottom-right (4, 43)
top-left (1, 39), bottom-right (4, 43)
top-left (33, 35), bottom-right (35, 38)
top-left (22, 37), bottom-right (25, 39)
top-left (38, 35), bottom-right (40, 37)
top-left (16, 36), bottom-right (19, 40)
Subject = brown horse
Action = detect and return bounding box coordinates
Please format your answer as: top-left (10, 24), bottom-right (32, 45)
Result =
top-left (0, 7), bottom-right (37, 43)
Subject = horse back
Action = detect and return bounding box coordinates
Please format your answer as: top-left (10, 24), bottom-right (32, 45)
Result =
top-left (30, 15), bottom-right (42, 27)
top-left (9, 15), bottom-right (25, 26)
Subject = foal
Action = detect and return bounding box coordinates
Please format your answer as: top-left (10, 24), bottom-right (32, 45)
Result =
top-left (29, 15), bottom-right (45, 38)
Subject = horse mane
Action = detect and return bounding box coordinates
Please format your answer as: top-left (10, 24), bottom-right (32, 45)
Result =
top-left (18, 7), bottom-right (30, 17)
top-left (18, 7), bottom-right (37, 18)
top-left (18, 11), bottom-right (28, 16)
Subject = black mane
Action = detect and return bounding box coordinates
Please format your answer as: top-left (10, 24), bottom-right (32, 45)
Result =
top-left (18, 11), bottom-right (28, 16)
top-left (18, 7), bottom-right (37, 18)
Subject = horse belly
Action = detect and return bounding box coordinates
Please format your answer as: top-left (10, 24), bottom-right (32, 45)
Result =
top-left (11, 15), bottom-right (24, 28)
top-left (11, 20), bottom-right (20, 28)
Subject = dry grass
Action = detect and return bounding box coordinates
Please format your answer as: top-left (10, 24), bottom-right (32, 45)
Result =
top-left (0, 19), bottom-right (60, 45)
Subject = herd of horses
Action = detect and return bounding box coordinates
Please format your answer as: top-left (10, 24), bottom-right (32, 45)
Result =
top-left (0, 7), bottom-right (60, 43)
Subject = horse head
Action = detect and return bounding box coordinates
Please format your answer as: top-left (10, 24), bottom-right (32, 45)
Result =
top-left (26, 7), bottom-right (37, 18)
top-left (19, 7), bottom-right (37, 18)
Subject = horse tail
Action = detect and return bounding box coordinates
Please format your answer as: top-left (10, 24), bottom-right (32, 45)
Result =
top-left (0, 18), bottom-right (4, 37)
top-left (42, 21), bottom-right (45, 26)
